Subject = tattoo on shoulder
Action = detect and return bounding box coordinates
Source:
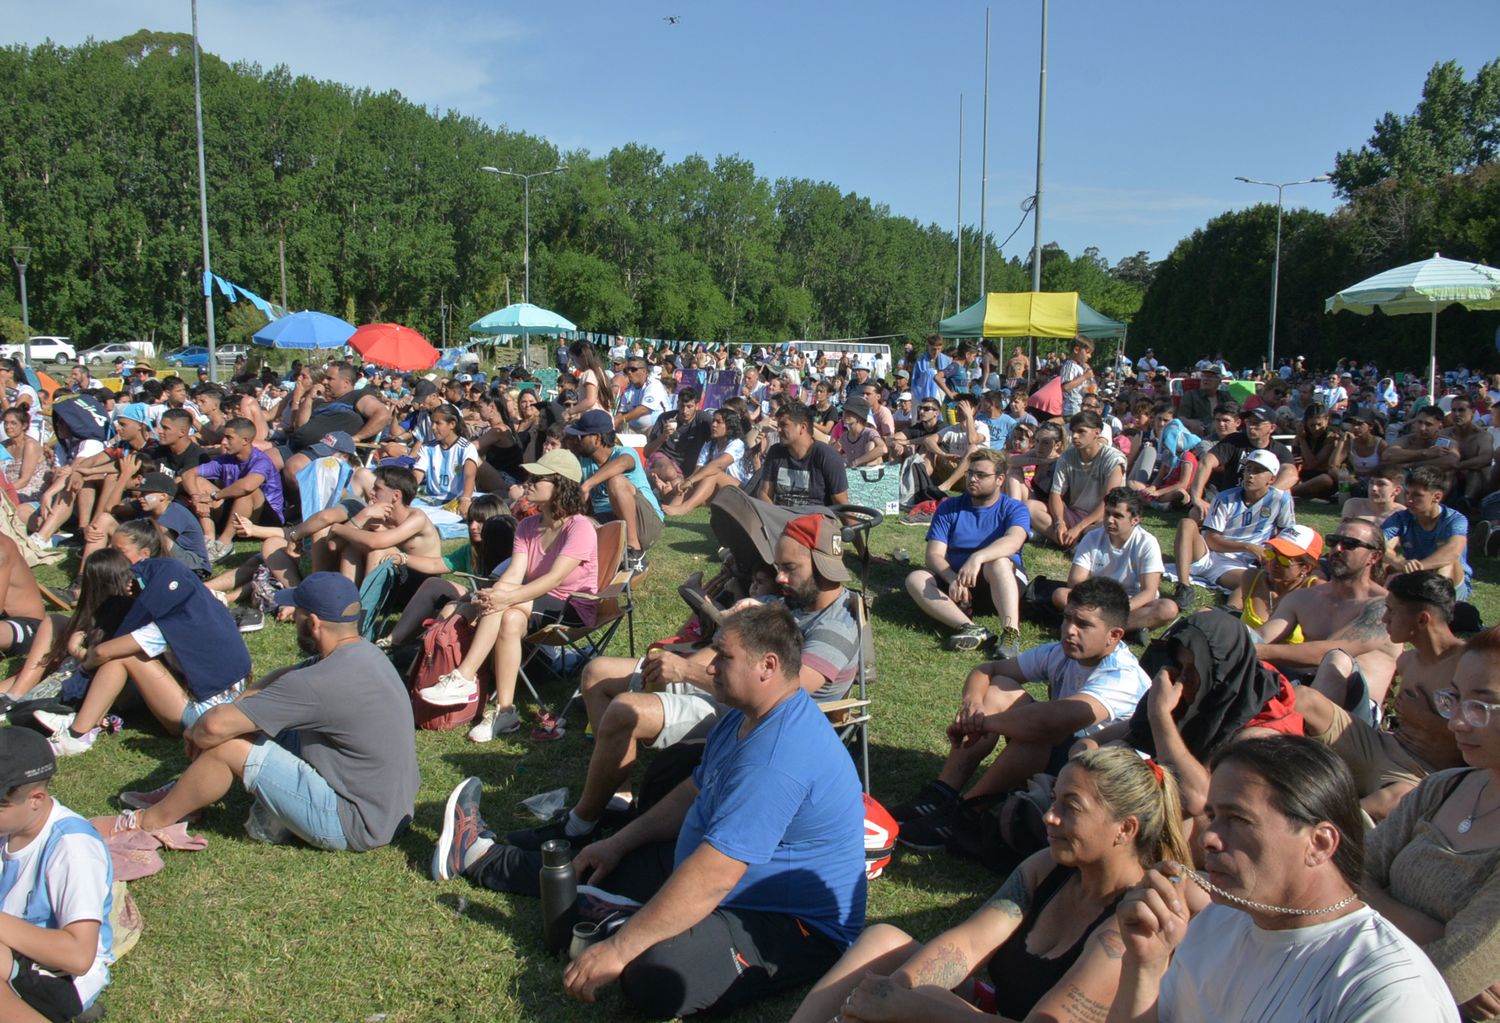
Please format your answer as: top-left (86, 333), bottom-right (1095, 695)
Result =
top-left (909, 939), bottom-right (971, 989)
top-left (1349, 598), bottom-right (1389, 640)
top-left (1092, 927), bottom-right (1126, 960)
top-left (1061, 983), bottom-right (1109, 1023)
top-left (984, 868), bottom-right (1033, 919)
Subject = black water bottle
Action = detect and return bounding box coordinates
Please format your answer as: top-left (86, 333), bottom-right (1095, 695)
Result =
top-left (539, 839), bottom-right (578, 955)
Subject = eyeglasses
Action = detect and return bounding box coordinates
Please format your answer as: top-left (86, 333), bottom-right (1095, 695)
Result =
top-left (966, 469), bottom-right (997, 480)
top-left (1327, 534), bottom-right (1381, 553)
top-left (1434, 689), bottom-right (1500, 728)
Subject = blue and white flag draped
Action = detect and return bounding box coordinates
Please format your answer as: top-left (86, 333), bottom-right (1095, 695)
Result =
top-left (201, 272), bottom-right (288, 320)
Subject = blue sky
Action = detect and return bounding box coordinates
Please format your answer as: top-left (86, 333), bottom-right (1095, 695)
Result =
top-left (8, 1), bottom-right (1499, 267)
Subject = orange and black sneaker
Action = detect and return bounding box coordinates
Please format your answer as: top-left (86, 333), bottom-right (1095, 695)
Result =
top-left (432, 777), bottom-right (486, 881)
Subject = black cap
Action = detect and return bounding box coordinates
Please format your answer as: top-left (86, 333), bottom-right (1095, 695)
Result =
top-left (0, 728), bottom-right (55, 793)
top-left (131, 471), bottom-right (178, 498)
top-left (1244, 405), bottom-right (1275, 423)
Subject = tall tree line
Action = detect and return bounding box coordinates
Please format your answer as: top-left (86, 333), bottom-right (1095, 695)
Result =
top-left (0, 32), bottom-right (1145, 349)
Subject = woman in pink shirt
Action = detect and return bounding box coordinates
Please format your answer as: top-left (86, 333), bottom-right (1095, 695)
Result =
top-left (420, 448), bottom-right (598, 741)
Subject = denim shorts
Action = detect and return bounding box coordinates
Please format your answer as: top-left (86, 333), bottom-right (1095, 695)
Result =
top-left (180, 678), bottom-right (246, 730)
top-left (241, 734), bottom-right (348, 851)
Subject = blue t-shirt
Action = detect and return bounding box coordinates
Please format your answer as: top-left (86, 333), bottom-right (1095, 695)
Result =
top-left (158, 501), bottom-right (209, 570)
top-left (910, 353), bottom-right (952, 403)
top-left (678, 690), bottom-right (867, 946)
top-left (578, 446), bottom-right (664, 521)
top-left (927, 493), bottom-right (1031, 571)
top-left (1384, 507), bottom-right (1472, 591)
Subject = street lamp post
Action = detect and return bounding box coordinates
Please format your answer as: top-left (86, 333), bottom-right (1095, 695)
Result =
top-left (1234, 174), bottom-right (1331, 372)
top-left (480, 164), bottom-right (566, 305)
top-left (10, 245), bottom-right (29, 367)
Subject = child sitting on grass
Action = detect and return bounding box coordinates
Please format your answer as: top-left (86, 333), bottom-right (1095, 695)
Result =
top-left (0, 728), bottom-right (114, 1022)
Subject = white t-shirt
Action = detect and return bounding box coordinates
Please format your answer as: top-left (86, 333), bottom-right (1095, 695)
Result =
top-left (57, 438), bottom-right (105, 467)
top-left (619, 377), bottom-right (670, 432)
top-left (1203, 485), bottom-right (1296, 548)
top-left (1060, 359), bottom-right (1088, 415)
top-left (1, 801), bottom-right (113, 1005)
top-left (1013, 642), bottom-right (1151, 737)
top-left (697, 438), bottom-right (750, 483)
top-left (1161, 904), bottom-right (1457, 1022)
top-left (415, 438), bottom-right (480, 502)
top-left (1071, 525), bottom-right (1163, 598)
top-left (938, 420), bottom-right (990, 456)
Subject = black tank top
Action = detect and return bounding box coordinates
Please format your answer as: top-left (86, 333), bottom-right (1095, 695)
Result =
top-left (986, 866), bottom-right (1125, 1020)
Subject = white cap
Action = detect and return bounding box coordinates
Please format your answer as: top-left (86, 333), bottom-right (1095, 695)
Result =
top-left (897, 391), bottom-right (912, 402)
top-left (1243, 448), bottom-right (1281, 475)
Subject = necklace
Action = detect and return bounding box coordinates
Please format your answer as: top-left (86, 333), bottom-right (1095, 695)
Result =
top-left (1168, 862), bottom-right (1360, 919)
top-left (1458, 777), bottom-right (1500, 835)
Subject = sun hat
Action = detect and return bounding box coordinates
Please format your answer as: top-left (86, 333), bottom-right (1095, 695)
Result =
top-left (520, 448), bottom-right (583, 484)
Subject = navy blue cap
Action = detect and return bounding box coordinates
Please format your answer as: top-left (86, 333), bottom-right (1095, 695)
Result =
top-left (0, 727), bottom-right (55, 792)
top-left (272, 571), bottom-right (362, 622)
top-left (565, 409), bottom-right (615, 436)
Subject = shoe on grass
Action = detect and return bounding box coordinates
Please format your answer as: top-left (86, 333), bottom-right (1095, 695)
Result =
top-left (945, 624), bottom-right (995, 652)
top-left (994, 626), bottom-right (1022, 661)
top-left (888, 780), bottom-right (962, 826)
top-left (467, 704), bottom-right (519, 742)
top-left (896, 801), bottom-right (966, 852)
top-left (232, 606), bottom-right (265, 633)
top-left (1472, 519), bottom-right (1497, 559)
top-left (1126, 627), bottom-right (1151, 648)
top-left (422, 670), bottom-right (479, 707)
top-left (1172, 583), bottom-right (1206, 612)
top-left (504, 809), bottom-right (597, 853)
top-left (432, 777), bottom-right (486, 881)
top-left (34, 709), bottom-right (76, 735)
top-left (49, 726), bottom-right (100, 757)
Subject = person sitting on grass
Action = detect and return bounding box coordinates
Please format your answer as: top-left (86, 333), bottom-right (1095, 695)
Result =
top-left (432, 602), bottom-right (867, 1019)
top-left (833, 397), bottom-right (888, 468)
top-left (33, 520), bottom-right (251, 758)
top-left (0, 728), bottom-right (114, 1023)
top-left (81, 471), bottom-right (210, 576)
top-left (378, 509), bottom-right (518, 652)
top-left (790, 747), bottom-right (1192, 1023)
top-left (0, 533), bottom-right (49, 705)
top-left (1027, 410), bottom-right (1126, 550)
top-left (496, 511), bottom-right (859, 849)
top-left (411, 404), bottom-right (479, 515)
top-left (1125, 402), bottom-right (1199, 511)
top-left (903, 448), bottom-right (1029, 658)
top-left (893, 578), bottom-right (1151, 857)
top-left (1038, 487), bottom-right (1177, 647)
top-left (1226, 523), bottom-right (1324, 638)
top-left (179, 417), bottom-right (285, 563)
top-left (1382, 465), bottom-right (1473, 603)
top-left (318, 465), bottom-right (442, 585)
top-left (565, 409), bottom-right (664, 576)
top-left (418, 449), bottom-right (598, 737)
top-left (99, 573), bottom-right (419, 853)
top-left (756, 400), bottom-right (850, 509)
top-left (658, 409), bottom-right (751, 517)
top-left (1340, 461), bottom-right (1405, 525)
top-left (1111, 736), bottom-right (1456, 1022)
top-left (1167, 448), bottom-right (1296, 611)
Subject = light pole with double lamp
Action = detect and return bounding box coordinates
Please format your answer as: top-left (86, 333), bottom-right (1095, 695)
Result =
top-left (1234, 174), bottom-right (1331, 372)
top-left (480, 164), bottom-right (566, 304)
top-left (10, 245), bottom-right (29, 366)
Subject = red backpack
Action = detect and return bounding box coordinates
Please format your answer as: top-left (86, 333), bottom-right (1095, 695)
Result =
top-left (408, 615), bottom-right (492, 730)
top-left (863, 794), bottom-right (899, 880)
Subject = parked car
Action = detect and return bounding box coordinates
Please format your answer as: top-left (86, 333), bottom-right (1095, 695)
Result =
top-left (78, 342), bottom-right (140, 366)
top-left (0, 336), bottom-right (77, 365)
top-left (165, 344), bottom-right (248, 369)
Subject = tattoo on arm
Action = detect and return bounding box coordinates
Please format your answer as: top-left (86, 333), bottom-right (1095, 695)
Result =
top-left (1349, 598), bottom-right (1389, 641)
top-left (1092, 927), bottom-right (1126, 960)
top-left (908, 940), bottom-right (971, 990)
top-left (984, 868), bottom-right (1033, 920)
top-left (1061, 983), bottom-right (1110, 1023)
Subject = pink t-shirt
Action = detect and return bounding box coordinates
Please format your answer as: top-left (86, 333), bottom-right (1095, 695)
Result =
top-left (513, 514), bottom-right (599, 626)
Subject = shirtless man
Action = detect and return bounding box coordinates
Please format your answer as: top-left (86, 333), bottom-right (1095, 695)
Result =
top-left (317, 465), bottom-right (442, 584)
top-left (1339, 464), bottom-right (1404, 525)
top-left (1254, 517), bottom-right (1402, 714)
top-left (0, 534), bottom-right (48, 710)
top-left (1293, 570), bottom-right (1465, 821)
top-left (1441, 396), bottom-right (1494, 503)
top-left (1380, 405), bottom-right (1459, 471)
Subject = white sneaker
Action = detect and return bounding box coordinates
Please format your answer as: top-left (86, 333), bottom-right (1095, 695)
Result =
top-left (26, 533), bottom-right (48, 552)
top-left (467, 704), bottom-right (520, 742)
top-left (50, 725), bottom-right (100, 757)
top-left (422, 671), bottom-right (479, 707)
top-left (34, 709), bottom-right (76, 735)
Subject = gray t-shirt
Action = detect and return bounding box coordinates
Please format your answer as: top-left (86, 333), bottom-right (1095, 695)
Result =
top-left (1051, 444), bottom-right (1126, 513)
top-left (238, 641), bottom-right (420, 852)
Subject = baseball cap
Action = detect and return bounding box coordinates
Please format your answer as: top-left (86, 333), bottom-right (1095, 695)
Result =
top-left (1242, 448), bottom-right (1281, 475)
top-left (306, 431), bottom-right (357, 458)
top-left (413, 380), bottom-right (439, 400)
top-left (271, 571), bottom-right (362, 623)
top-left (520, 447), bottom-right (583, 483)
top-left (565, 409), bottom-right (615, 437)
top-left (362, 364), bottom-right (380, 377)
top-left (1243, 405), bottom-right (1275, 424)
top-left (842, 398), bottom-right (871, 420)
top-left (781, 512), bottom-right (850, 583)
top-left (1267, 524), bottom-right (1323, 560)
top-left (897, 391), bottom-right (912, 402)
top-left (0, 728), bottom-right (55, 793)
top-left (456, 373), bottom-right (473, 383)
top-left (130, 471), bottom-right (178, 498)
top-left (895, 369), bottom-right (910, 379)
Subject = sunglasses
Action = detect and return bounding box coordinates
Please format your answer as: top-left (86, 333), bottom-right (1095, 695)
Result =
top-left (1262, 551), bottom-right (1310, 568)
top-left (1327, 534), bottom-right (1381, 553)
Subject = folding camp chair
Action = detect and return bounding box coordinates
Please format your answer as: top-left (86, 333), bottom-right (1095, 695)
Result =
top-left (820, 588), bottom-right (875, 793)
top-left (515, 519), bottom-right (637, 727)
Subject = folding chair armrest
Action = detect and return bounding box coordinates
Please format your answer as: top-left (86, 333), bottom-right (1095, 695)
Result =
top-left (819, 697), bottom-right (871, 727)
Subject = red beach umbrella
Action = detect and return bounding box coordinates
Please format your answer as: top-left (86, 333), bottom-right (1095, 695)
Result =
top-left (348, 323), bottom-right (440, 371)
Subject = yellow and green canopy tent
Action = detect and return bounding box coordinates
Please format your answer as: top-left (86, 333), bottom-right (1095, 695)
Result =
top-left (937, 291), bottom-right (1126, 340)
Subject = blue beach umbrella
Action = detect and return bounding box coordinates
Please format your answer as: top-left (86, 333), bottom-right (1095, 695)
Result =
top-left (470, 303), bottom-right (577, 365)
top-left (253, 310), bottom-right (357, 350)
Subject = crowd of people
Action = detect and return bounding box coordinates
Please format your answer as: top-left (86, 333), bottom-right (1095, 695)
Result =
top-left (0, 334), bottom-right (1495, 1021)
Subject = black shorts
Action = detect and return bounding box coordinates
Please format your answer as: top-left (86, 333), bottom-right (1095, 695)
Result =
top-left (529, 594), bottom-right (586, 632)
top-left (10, 953), bottom-right (84, 1023)
top-left (1, 616), bottom-right (42, 657)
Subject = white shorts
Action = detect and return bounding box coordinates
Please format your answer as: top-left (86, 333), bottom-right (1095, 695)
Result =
top-left (1187, 549), bottom-right (1256, 585)
top-left (628, 672), bottom-right (721, 750)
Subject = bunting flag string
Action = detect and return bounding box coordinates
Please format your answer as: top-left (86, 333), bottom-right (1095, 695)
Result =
top-left (201, 271), bottom-right (289, 320)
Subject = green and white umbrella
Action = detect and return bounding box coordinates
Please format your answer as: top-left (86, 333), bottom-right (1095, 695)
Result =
top-left (1326, 253), bottom-right (1500, 398)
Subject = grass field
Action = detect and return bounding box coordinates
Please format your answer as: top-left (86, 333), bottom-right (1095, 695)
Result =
top-left (24, 503), bottom-right (1500, 1022)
